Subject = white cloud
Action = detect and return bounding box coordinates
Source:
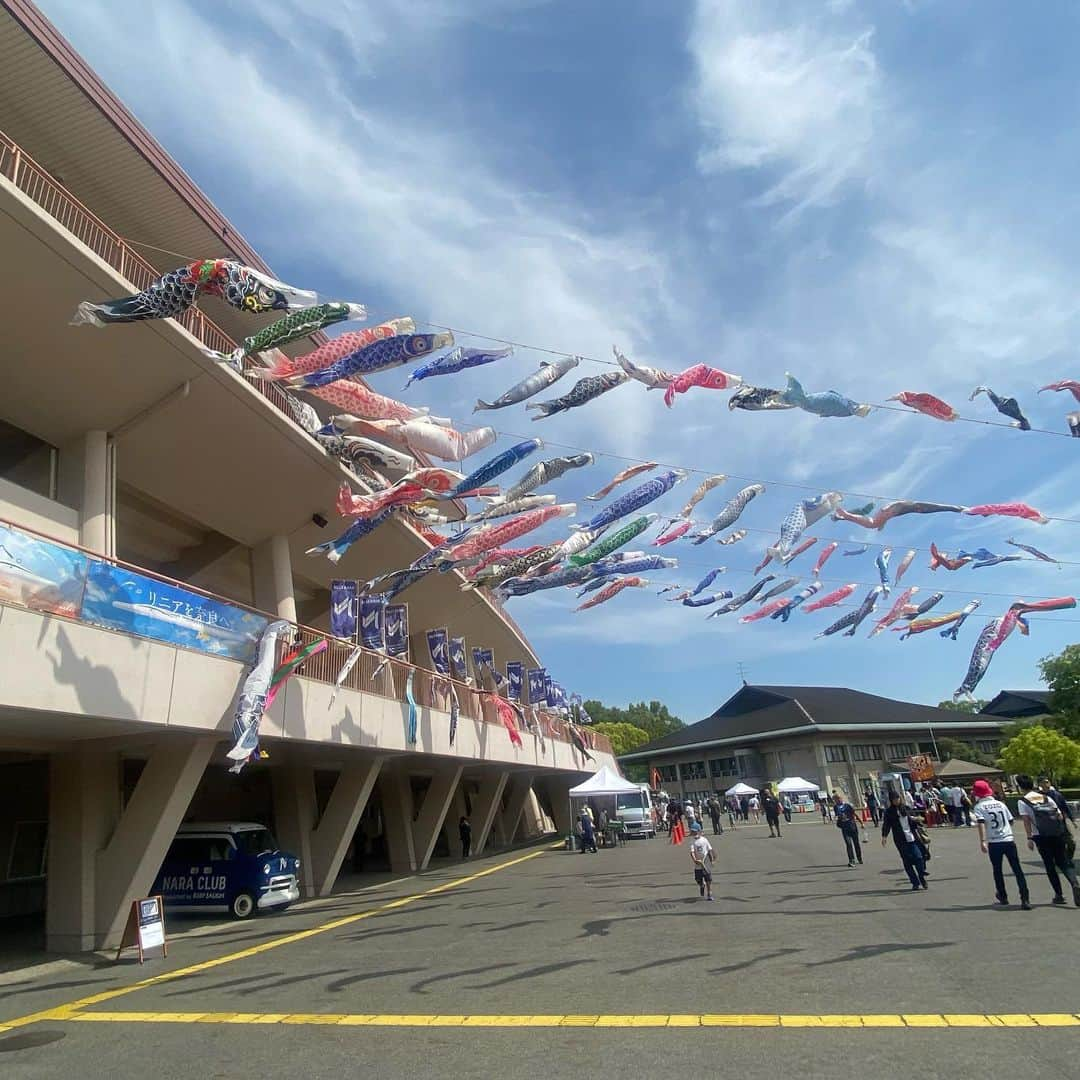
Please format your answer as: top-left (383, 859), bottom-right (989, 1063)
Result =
top-left (689, 0), bottom-right (880, 210)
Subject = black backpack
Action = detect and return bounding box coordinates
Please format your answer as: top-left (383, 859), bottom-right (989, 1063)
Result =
top-left (1021, 794), bottom-right (1066, 838)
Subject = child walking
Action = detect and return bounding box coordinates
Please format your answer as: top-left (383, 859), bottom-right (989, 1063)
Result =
top-left (689, 823), bottom-right (715, 901)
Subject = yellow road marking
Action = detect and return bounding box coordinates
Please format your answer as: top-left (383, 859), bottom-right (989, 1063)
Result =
top-left (51, 1012), bottom-right (1080, 1029)
top-left (0, 846), bottom-right (554, 1033)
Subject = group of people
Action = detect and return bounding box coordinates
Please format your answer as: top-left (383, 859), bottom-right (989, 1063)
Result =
top-left (662, 792), bottom-right (796, 836)
top-left (682, 775), bottom-right (1078, 911)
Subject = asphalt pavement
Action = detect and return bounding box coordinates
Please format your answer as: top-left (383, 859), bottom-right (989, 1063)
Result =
top-left (1, 814), bottom-right (1078, 1078)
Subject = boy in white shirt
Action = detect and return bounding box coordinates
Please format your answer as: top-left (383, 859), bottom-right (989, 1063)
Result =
top-left (689, 823), bottom-right (715, 901)
top-left (971, 779), bottom-right (1030, 910)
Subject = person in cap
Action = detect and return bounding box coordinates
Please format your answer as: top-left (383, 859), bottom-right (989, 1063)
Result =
top-left (1016, 773), bottom-right (1080, 906)
top-left (688, 822), bottom-right (715, 901)
top-left (971, 778), bottom-right (1030, 910)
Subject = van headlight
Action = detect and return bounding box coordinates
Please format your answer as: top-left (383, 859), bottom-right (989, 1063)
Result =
top-left (295, 859), bottom-right (301, 870)
top-left (263, 863), bottom-right (271, 874)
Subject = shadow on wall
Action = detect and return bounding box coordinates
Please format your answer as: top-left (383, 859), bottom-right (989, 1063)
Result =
top-left (45, 623), bottom-right (137, 719)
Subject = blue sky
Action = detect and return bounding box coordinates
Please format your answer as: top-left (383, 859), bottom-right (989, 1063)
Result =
top-left (43, 0), bottom-right (1080, 722)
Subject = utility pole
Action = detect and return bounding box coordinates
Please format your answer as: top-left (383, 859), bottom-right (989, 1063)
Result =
top-left (736, 662), bottom-right (748, 685)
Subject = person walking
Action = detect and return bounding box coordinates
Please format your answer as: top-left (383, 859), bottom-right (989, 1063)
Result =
top-left (684, 800), bottom-right (698, 832)
top-left (1016, 774), bottom-right (1080, 906)
top-left (819, 795), bottom-right (830, 823)
top-left (707, 797), bottom-right (723, 836)
top-left (971, 778), bottom-right (1030, 909)
top-left (726, 797), bottom-right (738, 829)
top-left (881, 790), bottom-right (928, 890)
top-left (762, 788), bottom-right (782, 838)
top-left (739, 795), bottom-right (750, 822)
top-left (749, 794), bottom-right (761, 824)
top-left (948, 784), bottom-right (964, 827)
top-left (864, 786), bottom-right (880, 826)
top-left (578, 808), bottom-right (598, 854)
top-left (689, 822), bottom-right (715, 901)
top-left (781, 793), bottom-right (793, 825)
top-left (960, 786), bottom-right (974, 828)
top-left (667, 796), bottom-right (682, 834)
top-left (459, 815), bottom-right (472, 858)
top-left (833, 793), bottom-right (862, 867)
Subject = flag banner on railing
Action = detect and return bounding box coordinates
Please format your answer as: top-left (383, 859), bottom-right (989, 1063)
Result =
top-left (448, 681), bottom-right (460, 746)
top-left (527, 667), bottom-right (546, 705)
top-left (405, 668), bottom-right (418, 744)
top-left (385, 604), bottom-right (409, 658)
top-left (0, 522), bottom-right (88, 619)
top-left (471, 646), bottom-right (486, 676)
top-left (329, 645), bottom-right (363, 710)
top-left (544, 672), bottom-right (556, 707)
top-left (330, 579), bottom-right (358, 640)
top-left (506, 661), bottom-right (523, 701)
top-left (360, 596), bottom-right (386, 652)
top-left (450, 636), bottom-right (470, 683)
top-left (427, 628), bottom-right (450, 675)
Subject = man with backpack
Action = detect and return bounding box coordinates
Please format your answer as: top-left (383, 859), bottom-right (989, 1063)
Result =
top-left (1016, 774), bottom-right (1080, 907)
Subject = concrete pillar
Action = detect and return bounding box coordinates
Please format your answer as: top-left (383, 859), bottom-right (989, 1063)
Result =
top-left (271, 764), bottom-right (317, 897)
top-left (253, 534), bottom-right (297, 622)
top-left (521, 788), bottom-right (551, 837)
top-left (499, 774), bottom-right (534, 847)
top-left (412, 764), bottom-right (464, 870)
top-left (470, 769), bottom-right (509, 856)
top-left (309, 757), bottom-right (383, 895)
top-left (80, 430), bottom-right (111, 555)
top-left (47, 735), bottom-right (215, 952)
top-left (47, 748), bottom-right (118, 952)
top-left (378, 769), bottom-right (417, 873)
top-left (538, 776), bottom-right (575, 837)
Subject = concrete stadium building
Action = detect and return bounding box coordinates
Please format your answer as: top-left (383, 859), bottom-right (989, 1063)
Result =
top-left (0, 0), bottom-right (611, 953)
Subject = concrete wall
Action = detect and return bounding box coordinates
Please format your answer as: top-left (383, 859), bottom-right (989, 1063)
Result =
top-left (0, 476), bottom-right (79, 545)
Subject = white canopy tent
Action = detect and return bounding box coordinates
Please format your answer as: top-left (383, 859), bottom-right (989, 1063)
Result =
top-left (725, 782), bottom-right (759, 796)
top-left (776, 777), bottom-right (819, 793)
top-left (568, 766), bottom-right (642, 797)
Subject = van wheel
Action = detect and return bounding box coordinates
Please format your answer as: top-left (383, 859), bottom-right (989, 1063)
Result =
top-left (230, 892), bottom-right (256, 919)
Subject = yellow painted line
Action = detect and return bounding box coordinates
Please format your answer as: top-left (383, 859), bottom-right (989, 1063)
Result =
top-left (54, 1012), bottom-right (1080, 1029)
top-left (0, 846), bottom-right (553, 1033)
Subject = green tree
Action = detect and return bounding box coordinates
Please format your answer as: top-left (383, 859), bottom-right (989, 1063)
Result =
top-left (1039, 644), bottom-right (1080, 739)
top-left (999, 725), bottom-right (1080, 784)
top-left (591, 722), bottom-right (651, 757)
top-left (936, 699), bottom-right (988, 715)
top-left (584, 699), bottom-right (683, 743)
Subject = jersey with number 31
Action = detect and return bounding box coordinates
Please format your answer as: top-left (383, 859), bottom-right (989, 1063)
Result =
top-left (974, 797), bottom-right (1014, 843)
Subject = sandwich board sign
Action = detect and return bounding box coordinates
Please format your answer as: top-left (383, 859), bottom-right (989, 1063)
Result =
top-left (116, 896), bottom-right (167, 963)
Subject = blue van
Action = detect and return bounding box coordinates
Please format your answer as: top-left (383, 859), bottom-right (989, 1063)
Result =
top-left (152, 822), bottom-right (301, 919)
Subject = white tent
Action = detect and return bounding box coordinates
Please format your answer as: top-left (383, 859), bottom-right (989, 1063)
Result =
top-left (725, 781), bottom-right (759, 796)
top-left (568, 765), bottom-right (641, 796)
top-left (776, 776), bottom-right (819, 793)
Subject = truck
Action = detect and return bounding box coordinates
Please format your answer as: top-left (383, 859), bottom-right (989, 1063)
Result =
top-left (615, 783), bottom-right (656, 839)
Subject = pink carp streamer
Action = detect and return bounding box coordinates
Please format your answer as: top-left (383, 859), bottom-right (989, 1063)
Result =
top-left (802, 583), bottom-right (857, 613)
top-left (812, 541), bottom-right (838, 577)
top-left (255, 317), bottom-right (415, 381)
top-left (833, 500), bottom-right (963, 531)
top-left (989, 597), bottom-right (1077, 650)
top-left (869, 587), bottom-right (919, 637)
top-left (488, 695), bottom-right (524, 748)
top-left (963, 502), bottom-right (1048, 524)
top-left (443, 504), bottom-right (576, 563)
top-left (587, 462), bottom-right (659, 501)
top-left (894, 549), bottom-right (916, 584)
top-left (780, 536), bottom-right (817, 567)
top-left (739, 597), bottom-right (792, 624)
top-left (575, 576), bottom-right (648, 611)
top-left (466, 545), bottom-right (547, 577)
top-left (653, 521), bottom-right (693, 546)
top-left (887, 391), bottom-right (958, 421)
top-left (336, 469), bottom-right (475, 519)
top-left (1039, 380), bottom-right (1080, 403)
top-left (664, 364), bottom-right (742, 407)
top-left (305, 379), bottom-right (431, 423)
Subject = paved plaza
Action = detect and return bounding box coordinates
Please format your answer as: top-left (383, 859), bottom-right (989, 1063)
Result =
top-left (1, 815), bottom-right (1078, 1077)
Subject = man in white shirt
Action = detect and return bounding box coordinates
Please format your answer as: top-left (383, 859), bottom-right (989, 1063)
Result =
top-left (1016, 773), bottom-right (1080, 907)
top-left (972, 779), bottom-right (1030, 910)
top-left (689, 823), bottom-right (715, 901)
top-left (948, 784), bottom-right (965, 827)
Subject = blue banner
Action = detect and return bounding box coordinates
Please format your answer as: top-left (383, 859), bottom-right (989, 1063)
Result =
top-left (330, 579), bottom-right (358, 640)
top-left (359, 596), bottom-right (386, 652)
top-left (450, 636), bottom-right (469, 682)
top-left (427, 628), bottom-right (449, 675)
top-left (81, 561), bottom-right (268, 662)
top-left (545, 673), bottom-right (557, 707)
top-left (527, 667), bottom-right (546, 705)
top-left (506, 661), bottom-right (523, 701)
top-left (472, 646), bottom-right (486, 675)
top-left (385, 604), bottom-right (409, 657)
top-left (0, 522), bottom-right (88, 618)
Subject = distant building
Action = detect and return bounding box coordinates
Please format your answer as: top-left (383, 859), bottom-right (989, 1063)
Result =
top-left (980, 690), bottom-right (1051, 721)
top-left (620, 685), bottom-right (1009, 804)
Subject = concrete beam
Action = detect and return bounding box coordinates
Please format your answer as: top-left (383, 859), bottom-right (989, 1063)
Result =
top-left (499, 773), bottom-right (534, 847)
top-left (253, 534), bottom-right (297, 622)
top-left (158, 530), bottom-right (239, 581)
top-left (448, 783), bottom-right (470, 859)
top-left (378, 768), bottom-right (418, 873)
top-left (309, 757), bottom-right (383, 895)
top-left (538, 776), bottom-right (575, 837)
top-left (271, 764), bottom-right (317, 897)
top-left (412, 764), bottom-right (464, 870)
top-left (93, 733), bottom-right (217, 948)
top-left (470, 769), bottom-right (510, 857)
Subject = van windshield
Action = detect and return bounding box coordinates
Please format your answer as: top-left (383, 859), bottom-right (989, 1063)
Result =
top-left (615, 794), bottom-right (646, 811)
top-left (234, 828), bottom-right (276, 856)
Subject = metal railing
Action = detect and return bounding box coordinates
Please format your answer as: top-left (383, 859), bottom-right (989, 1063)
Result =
top-left (0, 130), bottom-right (611, 760)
